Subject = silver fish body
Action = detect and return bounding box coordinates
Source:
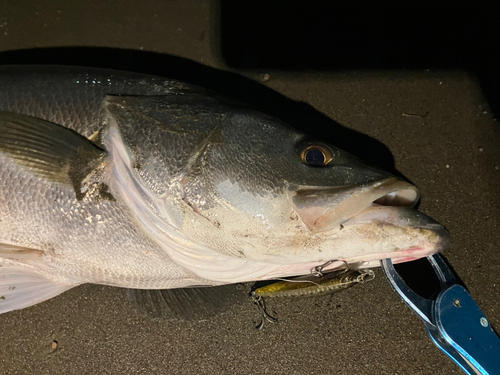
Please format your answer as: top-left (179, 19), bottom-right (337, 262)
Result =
top-left (0, 66), bottom-right (450, 313)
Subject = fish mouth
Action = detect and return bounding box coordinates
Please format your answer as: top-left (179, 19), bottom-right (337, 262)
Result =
top-left (290, 177), bottom-right (420, 233)
top-left (267, 177), bottom-right (450, 279)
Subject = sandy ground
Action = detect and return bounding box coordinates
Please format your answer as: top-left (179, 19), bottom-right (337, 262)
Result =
top-left (1, 2), bottom-right (499, 374)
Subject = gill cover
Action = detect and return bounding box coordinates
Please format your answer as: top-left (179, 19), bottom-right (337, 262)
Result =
top-left (103, 94), bottom-right (284, 282)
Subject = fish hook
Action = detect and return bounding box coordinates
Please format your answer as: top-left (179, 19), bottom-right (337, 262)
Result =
top-left (311, 259), bottom-right (348, 277)
top-left (251, 294), bottom-right (277, 330)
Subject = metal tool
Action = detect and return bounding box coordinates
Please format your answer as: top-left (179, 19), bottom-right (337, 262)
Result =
top-left (381, 254), bottom-right (500, 375)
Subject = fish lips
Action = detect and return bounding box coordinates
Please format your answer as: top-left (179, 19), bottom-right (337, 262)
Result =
top-left (289, 177), bottom-right (420, 233)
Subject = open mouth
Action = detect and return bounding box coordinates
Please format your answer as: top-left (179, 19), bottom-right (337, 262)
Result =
top-left (290, 177), bottom-right (420, 233)
top-left (373, 187), bottom-right (419, 207)
top-left (256, 178), bottom-right (450, 280)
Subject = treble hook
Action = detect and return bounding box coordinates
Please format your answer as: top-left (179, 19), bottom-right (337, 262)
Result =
top-left (252, 294), bottom-right (277, 330)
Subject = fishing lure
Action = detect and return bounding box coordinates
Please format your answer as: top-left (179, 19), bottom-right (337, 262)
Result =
top-left (252, 268), bottom-right (375, 329)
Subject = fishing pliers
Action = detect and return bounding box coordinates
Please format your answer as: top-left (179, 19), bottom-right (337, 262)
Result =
top-left (381, 254), bottom-right (500, 375)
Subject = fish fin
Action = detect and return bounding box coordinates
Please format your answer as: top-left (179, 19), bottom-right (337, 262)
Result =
top-left (0, 260), bottom-right (76, 314)
top-left (0, 243), bottom-right (45, 262)
top-left (0, 111), bottom-right (107, 199)
top-left (127, 284), bottom-right (249, 320)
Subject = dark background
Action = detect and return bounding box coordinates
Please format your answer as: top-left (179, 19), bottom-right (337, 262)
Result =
top-left (1, 1), bottom-right (499, 374)
top-left (220, 2), bottom-right (500, 117)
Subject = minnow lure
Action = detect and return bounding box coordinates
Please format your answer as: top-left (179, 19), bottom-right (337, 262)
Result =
top-left (251, 269), bottom-right (375, 329)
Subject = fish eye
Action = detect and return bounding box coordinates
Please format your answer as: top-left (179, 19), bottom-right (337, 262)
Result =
top-left (300, 144), bottom-right (335, 166)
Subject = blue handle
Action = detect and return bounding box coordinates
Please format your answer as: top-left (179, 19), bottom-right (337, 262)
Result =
top-left (431, 284), bottom-right (500, 375)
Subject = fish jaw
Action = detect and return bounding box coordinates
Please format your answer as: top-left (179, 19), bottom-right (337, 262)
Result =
top-left (259, 242), bottom-right (445, 281)
top-left (256, 206), bottom-right (451, 280)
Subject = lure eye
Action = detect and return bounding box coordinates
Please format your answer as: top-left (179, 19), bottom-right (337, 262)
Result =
top-left (300, 144), bottom-right (335, 166)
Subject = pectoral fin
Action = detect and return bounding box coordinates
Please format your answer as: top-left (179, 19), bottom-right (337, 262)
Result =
top-left (0, 111), bottom-right (108, 199)
top-left (0, 243), bottom-right (44, 262)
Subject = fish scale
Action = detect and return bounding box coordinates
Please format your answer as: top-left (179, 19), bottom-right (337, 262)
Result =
top-left (0, 65), bottom-right (187, 135)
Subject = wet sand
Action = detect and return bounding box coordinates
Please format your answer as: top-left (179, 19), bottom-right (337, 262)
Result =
top-left (1, 2), bottom-right (499, 374)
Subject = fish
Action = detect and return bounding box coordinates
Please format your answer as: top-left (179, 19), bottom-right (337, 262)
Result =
top-left (0, 66), bottom-right (450, 314)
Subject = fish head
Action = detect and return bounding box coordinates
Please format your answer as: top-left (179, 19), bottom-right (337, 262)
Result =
top-left (105, 93), bottom-right (450, 282)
